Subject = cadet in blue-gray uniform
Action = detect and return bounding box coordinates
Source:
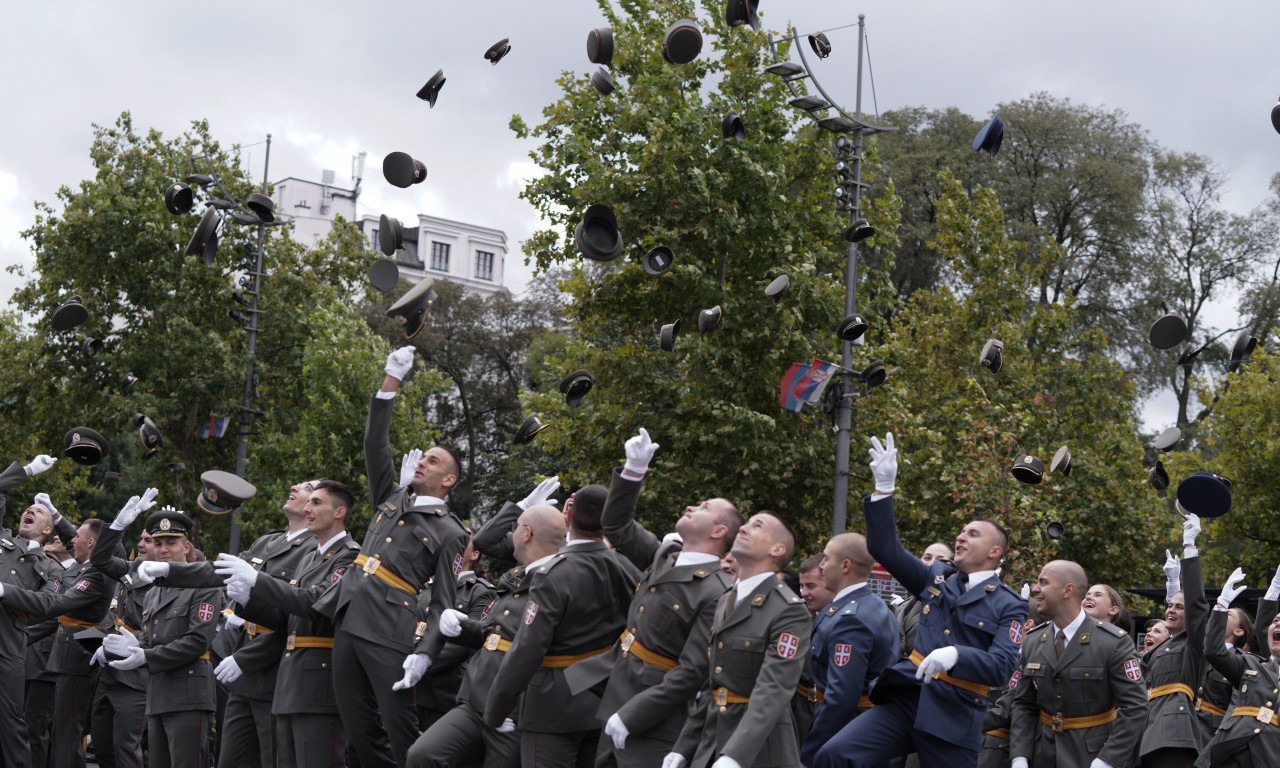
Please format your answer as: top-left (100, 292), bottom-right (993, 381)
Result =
top-left (806, 532), bottom-right (899, 768)
top-left (829, 433), bottom-right (1028, 768)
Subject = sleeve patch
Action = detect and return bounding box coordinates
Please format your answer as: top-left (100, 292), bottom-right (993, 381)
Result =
top-left (452, 554), bottom-right (464, 576)
top-left (524, 601), bottom-right (538, 624)
top-left (197, 603), bottom-right (216, 622)
top-left (1008, 670), bottom-right (1020, 690)
top-left (1124, 659), bottom-right (1142, 681)
top-left (833, 643), bottom-right (852, 667)
top-left (1009, 620), bottom-right (1024, 644)
top-left (777, 633), bottom-right (800, 658)
top-left (330, 567), bottom-right (346, 584)
top-left (73, 579), bottom-right (90, 592)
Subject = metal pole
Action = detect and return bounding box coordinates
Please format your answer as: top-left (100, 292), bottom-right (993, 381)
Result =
top-left (831, 15), bottom-right (866, 535)
top-left (230, 133), bottom-right (271, 555)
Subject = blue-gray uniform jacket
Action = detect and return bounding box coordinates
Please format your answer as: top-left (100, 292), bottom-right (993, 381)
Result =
top-left (800, 583), bottom-right (899, 765)
top-left (863, 495), bottom-right (1028, 751)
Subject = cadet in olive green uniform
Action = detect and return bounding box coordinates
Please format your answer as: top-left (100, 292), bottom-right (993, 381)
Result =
top-left (666, 512), bottom-right (812, 768)
top-left (1009, 561), bottom-right (1147, 768)
top-left (89, 533), bottom-right (153, 768)
top-left (1178, 540), bottom-right (1244, 744)
top-left (21, 501), bottom-right (74, 768)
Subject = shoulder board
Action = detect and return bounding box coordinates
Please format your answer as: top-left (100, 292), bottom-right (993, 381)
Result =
top-left (344, 538), bottom-right (361, 550)
top-left (1099, 622), bottom-right (1126, 638)
top-left (715, 571), bottom-right (733, 588)
top-left (1026, 623), bottom-right (1051, 635)
top-left (463, 575), bottom-right (477, 585)
top-left (840, 597), bottom-right (861, 615)
top-left (0, 538), bottom-right (13, 551)
top-left (478, 577), bottom-right (495, 588)
top-left (998, 583), bottom-right (1022, 599)
top-left (775, 581), bottom-right (803, 604)
top-left (535, 554), bottom-right (567, 574)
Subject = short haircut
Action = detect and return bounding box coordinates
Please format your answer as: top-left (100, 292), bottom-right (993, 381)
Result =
top-left (972, 517), bottom-right (1009, 554)
top-left (1026, 603), bottom-right (1049, 628)
top-left (435, 444), bottom-right (464, 488)
top-left (828, 532), bottom-right (874, 578)
top-left (712, 501), bottom-right (744, 555)
top-left (314, 479), bottom-right (355, 517)
top-left (571, 484), bottom-right (608, 534)
top-left (760, 511), bottom-right (796, 566)
top-left (82, 518), bottom-right (105, 541)
top-left (778, 568), bottom-right (800, 595)
top-left (799, 554), bottom-right (824, 574)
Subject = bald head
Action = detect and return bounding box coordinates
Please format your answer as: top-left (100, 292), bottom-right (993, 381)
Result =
top-left (1032, 559), bottom-right (1088, 625)
top-left (821, 532), bottom-right (874, 593)
top-left (513, 504), bottom-right (566, 566)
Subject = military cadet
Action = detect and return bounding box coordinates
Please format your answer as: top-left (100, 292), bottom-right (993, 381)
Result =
top-left (1179, 537), bottom-right (1245, 745)
top-left (799, 555), bottom-right (835, 615)
top-left (829, 433), bottom-right (1027, 768)
top-left (0, 454), bottom-right (62, 768)
top-left (663, 511), bottom-right (812, 768)
top-left (1008, 560), bottom-right (1147, 768)
top-left (331, 346), bottom-right (470, 768)
top-left (143, 477), bottom-right (317, 768)
top-left (101, 504), bottom-right (223, 768)
top-left (482, 485), bottom-right (642, 767)
top-left (575, 428), bottom-right (740, 768)
top-left (806, 533), bottom-right (900, 768)
top-left (471, 475), bottom-right (561, 571)
top-left (407, 503), bottom-right (568, 768)
top-left (896, 542), bottom-right (956, 657)
top-left (978, 604), bottom-right (1047, 768)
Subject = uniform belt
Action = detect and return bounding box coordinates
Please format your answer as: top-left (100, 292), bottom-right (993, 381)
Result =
top-left (540, 646), bottom-right (611, 668)
top-left (1195, 698), bottom-right (1227, 717)
top-left (484, 634), bottom-right (512, 653)
top-left (712, 687), bottom-right (750, 706)
top-left (908, 649), bottom-right (989, 697)
top-left (796, 684), bottom-right (824, 704)
top-left (285, 634), bottom-right (333, 650)
top-left (199, 652), bottom-right (210, 660)
top-left (58, 616), bottom-right (98, 630)
top-left (354, 554), bottom-right (419, 596)
top-left (1039, 707), bottom-right (1116, 732)
top-left (984, 728), bottom-right (1011, 740)
top-left (620, 630), bottom-right (678, 671)
top-left (1229, 706), bottom-right (1279, 726)
top-left (858, 694), bottom-right (874, 708)
top-left (1148, 682), bottom-right (1195, 701)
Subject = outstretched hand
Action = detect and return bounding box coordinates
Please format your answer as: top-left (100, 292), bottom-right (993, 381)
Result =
top-left (868, 432), bottom-right (898, 494)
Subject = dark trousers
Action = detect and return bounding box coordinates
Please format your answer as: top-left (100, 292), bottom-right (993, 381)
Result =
top-left (24, 679), bottom-right (54, 768)
top-left (1, 655), bottom-right (32, 768)
top-left (52, 672), bottom-right (94, 768)
top-left (216, 693), bottom-right (273, 768)
top-left (276, 713), bottom-right (348, 768)
top-left (521, 730), bottom-right (600, 768)
top-left (90, 677), bottom-right (147, 768)
top-left (1143, 749), bottom-right (1197, 768)
top-left (406, 704), bottom-right (519, 768)
top-left (333, 631), bottom-right (419, 768)
top-left (148, 711), bottom-right (211, 768)
top-left (812, 693), bottom-right (978, 768)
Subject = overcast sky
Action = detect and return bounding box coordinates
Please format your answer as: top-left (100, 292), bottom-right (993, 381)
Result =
top-left (3, 1), bottom-right (1277, 429)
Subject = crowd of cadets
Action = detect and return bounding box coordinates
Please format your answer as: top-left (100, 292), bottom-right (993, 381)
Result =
top-left (0, 347), bottom-right (1277, 768)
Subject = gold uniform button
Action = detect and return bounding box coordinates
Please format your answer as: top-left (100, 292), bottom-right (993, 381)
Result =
top-left (943, 629), bottom-right (951, 636)
top-left (386, 537), bottom-right (393, 543)
top-left (503, 610), bottom-right (510, 616)
top-left (650, 587), bottom-right (657, 593)
top-left (718, 642), bottom-right (724, 649)
top-left (1084, 673), bottom-right (1090, 678)
top-left (744, 641), bottom-right (751, 648)
top-left (284, 652), bottom-right (291, 658)
top-left (398, 520), bottom-right (405, 526)
top-left (639, 607), bottom-right (645, 613)
top-left (672, 604), bottom-right (680, 610)
top-left (978, 622), bottom-right (984, 627)
top-left (715, 666), bottom-right (722, 674)
top-left (514, 594), bottom-right (521, 598)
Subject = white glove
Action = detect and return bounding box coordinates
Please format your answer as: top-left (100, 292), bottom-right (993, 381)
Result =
top-left (889, 594), bottom-right (905, 607)
top-left (1020, 583), bottom-right (1030, 600)
top-left (24, 455), bottom-right (56, 476)
top-left (103, 627), bottom-right (140, 657)
top-left (1088, 759), bottom-right (1114, 768)
top-left (497, 718), bottom-right (516, 733)
top-left (661, 532), bottom-right (684, 547)
top-left (109, 646), bottom-right (147, 670)
top-left (662, 755), bottom-right (688, 768)
top-left (135, 561), bottom-right (169, 585)
top-left (111, 487), bottom-right (159, 531)
top-left (215, 655), bottom-right (243, 684)
top-left (1163, 549), bottom-right (1181, 582)
top-left (90, 647), bottom-right (106, 667)
top-left (213, 554), bottom-right (259, 589)
top-left (1265, 562), bottom-right (1280, 602)
top-left (1182, 514), bottom-right (1201, 548)
top-left (623, 428), bottom-right (660, 476)
top-left (868, 432), bottom-right (898, 494)
top-left (1217, 568), bottom-right (1248, 610)
top-left (226, 579), bottom-right (252, 606)
top-left (399, 448), bottom-right (423, 487)
top-left (1011, 759), bottom-right (1029, 768)
top-left (222, 611), bottom-right (246, 629)
top-left (385, 345), bottom-right (416, 381)
top-left (518, 476), bottom-right (560, 511)
top-left (915, 646), bottom-right (959, 683)
top-left (0, 582), bottom-right (5, 598)
top-left (33, 492), bottom-right (58, 519)
top-left (392, 653), bottom-right (432, 690)
top-left (439, 608), bottom-right (466, 638)
top-left (605, 713), bottom-right (629, 749)
top-left (710, 757), bottom-right (741, 768)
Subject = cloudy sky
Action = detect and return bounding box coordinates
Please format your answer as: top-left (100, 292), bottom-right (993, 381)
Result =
top-left (3, 1), bottom-right (1277, 427)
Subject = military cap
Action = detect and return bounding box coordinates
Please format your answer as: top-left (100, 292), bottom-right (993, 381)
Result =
top-left (836, 313), bottom-right (868, 342)
top-left (973, 112), bottom-right (1005, 156)
top-left (1176, 471), bottom-right (1232, 519)
top-left (660, 320), bottom-right (681, 352)
top-left (1045, 521), bottom-right (1064, 540)
top-left (147, 507), bottom-right (196, 536)
top-left (135, 413), bottom-right (162, 459)
top-left (1148, 313), bottom-right (1188, 350)
top-left (1148, 460), bottom-right (1169, 491)
top-left (725, 0), bottom-right (760, 31)
top-left (980, 338), bottom-right (1005, 374)
top-left (1011, 454), bottom-right (1044, 485)
top-left (379, 214), bottom-right (404, 256)
top-left (184, 207), bottom-right (222, 266)
top-left (1154, 426), bottom-right (1181, 452)
top-left (1228, 329), bottom-right (1257, 373)
top-left (765, 274), bottom-right (789, 303)
top-left (809, 32), bottom-right (832, 59)
top-left (166, 462), bottom-right (186, 473)
top-left (575, 204), bottom-right (623, 261)
top-left (122, 372), bottom-right (138, 390)
top-left (164, 182), bottom-right (195, 215)
top-left (103, 471), bottom-right (121, 484)
top-left (81, 337), bottom-right (102, 359)
top-left (385, 277), bottom-right (437, 338)
top-left (591, 66), bottom-right (616, 95)
top-left (1272, 97), bottom-right (1280, 135)
top-left (485, 38), bottom-right (511, 65)
top-left (1176, 344), bottom-right (1201, 367)
top-left (662, 20), bottom-right (703, 65)
top-left (245, 193), bottom-right (275, 223)
top-left (64, 427), bottom-right (109, 466)
top-left (417, 69), bottom-right (446, 107)
top-left (383, 152), bottom-right (428, 189)
top-left (642, 246), bottom-right (673, 275)
top-left (587, 27), bottom-right (613, 66)
top-left (1051, 445), bottom-right (1072, 476)
top-left (698, 305), bottom-right (723, 333)
top-left (514, 414), bottom-right (550, 445)
top-left (369, 258), bottom-right (400, 293)
top-left (559, 369), bottom-right (594, 407)
top-left (73, 626), bottom-right (109, 655)
top-left (52, 296), bottom-right (89, 332)
top-left (845, 217), bottom-right (874, 243)
top-left (722, 110), bottom-right (745, 140)
top-left (196, 470), bottom-right (258, 516)
top-left (860, 360), bottom-right (886, 388)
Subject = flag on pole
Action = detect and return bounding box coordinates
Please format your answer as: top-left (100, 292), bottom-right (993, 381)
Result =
top-left (779, 363), bottom-right (809, 413)
top-left (196, 415), bottom-right (232, 439)
top-left (792, 359), bottom-right (840, 404)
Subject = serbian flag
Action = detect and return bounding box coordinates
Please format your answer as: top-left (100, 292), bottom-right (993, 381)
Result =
top-left (197, 415), bottom-right (232, 439)
top-left (779, 363), bottom-right (809, 413)
top-left (792, 359), bottom-right (839, 404)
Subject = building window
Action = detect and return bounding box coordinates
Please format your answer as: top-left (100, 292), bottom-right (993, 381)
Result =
top-left (475, 251), bottom-right (494, 281)
top-left (369, 228), bottom-right (380, 253)
top-left (430, 242), bottom-right (450, 272)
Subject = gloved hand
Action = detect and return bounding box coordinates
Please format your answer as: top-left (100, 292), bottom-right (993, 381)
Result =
top-left (710, 757), bottom-right (741, 768)
top-left (90, 647), bottom-right (106, 667)
top-left (439, 608), bottom-right (466, 638)
top-left (392, 653), bottom-right (432, 690)
top-left (213, 554), bottom-right (259, 589)
top-left (103, 627), bottom-right (140, 657)
top-left (111, 487), bottom-right (159, 531)
top-left (1217, 568), bottom-right (1248, 610)
top-left (0, 582), bottom-right (5, 599)
top-left (889, 594), bottom-right (905, 607)
top-left (497, 718), bottom-right (516, 733)
top-left (226, 579), bottom-right (252, 606)
top-left (23, 454), bottom-right (56, 477)
top-left (518, 476), bottom-right (560, 511)
top-left (914, 646), bottom-right (959, 683)
top-left (1266, 562), bottom-right (1280, 602)
top-left (623, 428), bottom-right (660, 477)
top-left (605, 713), bottom-right (629, 749)
top-left (662, 755), bottom-right (687, 768)
top-left (33, 492), bottom-right (58, 519)
top-left (385, 345), bottom-right (416, 381)
top-left (661, 532), bottom-right (684, 547)
top-left (1020, 583), bottom-right (1031, 600)
top-left (1011, 759), bottom-right (1029, 768)
top-left (1163, 549), bottom-right (1181, 582)
top-left (399, 448), bottom-right (423, 487)
top-left (1088, 759), bottom-right (1115, 768)
top-left (1182, 514), bottom-right (1201, 548)
top-left (135, 561), bottom-right (169, 586)
top-left (222, 612), bottom-right (246, 630)
top-left (109, 646), bottom-right (147, 670)
top-left (215, 655), bottom-right (243, 684)
top-left (868, 432), bottom-right (898, 494)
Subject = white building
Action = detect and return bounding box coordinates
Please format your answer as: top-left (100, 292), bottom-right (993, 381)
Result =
top-left (272, 172), bottom-right (358, 245)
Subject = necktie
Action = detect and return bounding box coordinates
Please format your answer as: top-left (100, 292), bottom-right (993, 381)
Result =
top-left (957, 572), bottom-right (969, 591)
top-left (1055, 630), bottom-right (1065, 659)
top-left (723, 587), bottom-right (737, 621)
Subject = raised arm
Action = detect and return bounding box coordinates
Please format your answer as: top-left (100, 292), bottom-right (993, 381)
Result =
top-left (602, 428), bottom-right (662, 570)
top-left (0, 455), bottom-right (56, 521)
top-left (365, 346), bottom-right (416, 507)
top-left (1205, 570), bottom-right (1250, 685)
top-left (92, 490), bottom-right (160, 580)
